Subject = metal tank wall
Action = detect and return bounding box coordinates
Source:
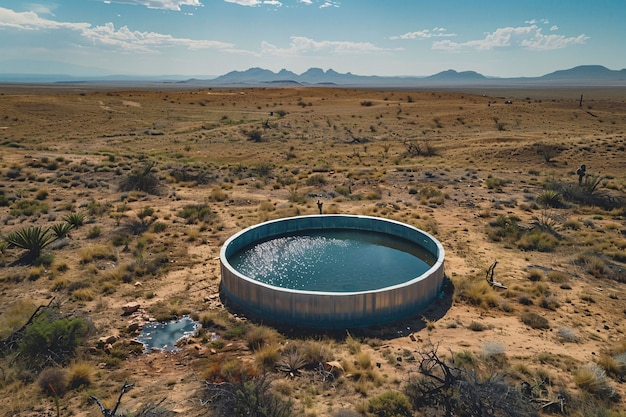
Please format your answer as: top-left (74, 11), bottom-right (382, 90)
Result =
top-left (220, 215), bottom-right (445, 328)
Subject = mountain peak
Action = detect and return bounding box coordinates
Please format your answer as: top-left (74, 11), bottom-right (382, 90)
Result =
top-left (205, 65), bottom-right (626, 87)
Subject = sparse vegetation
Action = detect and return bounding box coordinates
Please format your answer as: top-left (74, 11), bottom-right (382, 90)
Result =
top-left (0, 86), bottom-right (624, 417)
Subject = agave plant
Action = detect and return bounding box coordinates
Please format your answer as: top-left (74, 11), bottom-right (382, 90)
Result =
top-left (537, 189), bottom-right (563, 208)
top-left (275, 349), bottom-right (308, 376)
top-left (63, 211), bottom-right (87, 228)
top-left (5, 225), bottom-right (57, 259)
top-left (51, 222), bottom-right (74, 239)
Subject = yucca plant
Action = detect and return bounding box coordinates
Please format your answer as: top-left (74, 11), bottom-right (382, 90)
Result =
top-left (51, 222), bottom-right (74, 239)
top-left (63, 211), bottom-right (87, 228)
top-left (5, 226), bottom-right (57, 259)
top-left (537, 189), bottom-right (563, 208)
top-left (276, 349), bottom-right (308, 375)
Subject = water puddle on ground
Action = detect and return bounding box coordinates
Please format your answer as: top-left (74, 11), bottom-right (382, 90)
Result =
top-left (135, 316), bottom-right (200, 352)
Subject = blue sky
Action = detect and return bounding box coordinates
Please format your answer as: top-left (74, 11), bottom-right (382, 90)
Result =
top-left (0, 0), bottom-right (624, 78)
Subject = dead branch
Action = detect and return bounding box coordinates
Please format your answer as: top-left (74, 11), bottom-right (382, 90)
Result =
top-left (90, 382), bottom-right (134, 417)
top-left (0, 297), bottom-right (56, 354)
top-left (486, 260), bottom-right (507, 289)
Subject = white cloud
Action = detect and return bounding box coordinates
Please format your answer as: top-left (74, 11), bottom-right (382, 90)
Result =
top-left (104, 0), bottom-right (203, 10)
top-left (82, 22), bottom-right (234, 53)
top-left (433, 24), bottom-right (588, 52)
top-left (390, 27), bottom-right (454, 40)
top-left (225, 0), bottom-right (332, 8)
top-left (24, 3), bottom-right (57, 16)
top-left (261, 36), bottom-right (385, 56)
top-left (550, 25), bottom-right (558, 31)
top-left (0, 7), bottom-right (233, 53)
top-left (522, 32), bottom-right (589, 51)
top-left (0, 7), bottom-right (88, 30)
top-left (224, 0), bottom-right (262, 6)
top-left (525, 18), bottom-right (549, 25)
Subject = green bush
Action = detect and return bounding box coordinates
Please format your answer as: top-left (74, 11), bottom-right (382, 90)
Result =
top-left (517, 231), bottom-right (558, 252)
top-left (119, 162), bottom-right (160, 194)
top-left (9, 199), bottom-right (48, 216)
top-left (178, 203), bottom-right (216, 224)
top-left (367, 391), bottom-right (413, 417)
top-left (18, 313), bottom-right (88, 370)
top-left (487, 215), bottom-right (522, 242)
top-left (306, 174), bottom-right (327, 186)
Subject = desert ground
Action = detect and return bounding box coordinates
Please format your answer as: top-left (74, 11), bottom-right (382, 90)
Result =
top-left (0, 84), bottom-right (625, 417)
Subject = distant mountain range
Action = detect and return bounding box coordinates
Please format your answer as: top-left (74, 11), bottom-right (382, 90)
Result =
top-left (0, 65), bottom-right (625, 87)
top-left (200, 65), bottom-right (626, 87)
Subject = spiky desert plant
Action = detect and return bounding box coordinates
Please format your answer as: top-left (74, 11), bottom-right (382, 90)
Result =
top-left (276, 349), bottom-right (308, 375)
top-left (6, 226), bottom-right (57, 259)
top-left (51, 222), bottom-right (74, 239)
top-left (63, 211), bottom-right (87, 228)
top-left (537, 189), bottom-right (563, 208)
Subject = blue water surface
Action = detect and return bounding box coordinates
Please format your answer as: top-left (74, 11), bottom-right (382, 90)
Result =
top-left (136, 316), bottom-right (200, 352)
top-left (229, 229), bottom-right (435, 292)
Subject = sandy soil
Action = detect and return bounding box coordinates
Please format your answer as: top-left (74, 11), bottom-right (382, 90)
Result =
top-left (0, 85), bottom-right (624, 416)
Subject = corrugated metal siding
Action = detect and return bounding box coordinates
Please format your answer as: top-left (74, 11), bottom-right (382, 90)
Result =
top-left (220, 215), bottom-right (445, 328)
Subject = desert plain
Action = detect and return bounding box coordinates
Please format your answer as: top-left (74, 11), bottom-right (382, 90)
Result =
top-left (0, 84), bottom-right (625, 416)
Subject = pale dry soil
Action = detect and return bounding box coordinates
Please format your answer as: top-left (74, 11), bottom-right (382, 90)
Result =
top-left (0, 86), bottom-right (624, 416)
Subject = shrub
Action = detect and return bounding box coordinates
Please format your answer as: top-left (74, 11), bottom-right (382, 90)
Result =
top-left (178, 203), bottom-right (216, 224)
top-left (520, 311), bottom-right (550, 329)
top-left (38, 367), bottom-right (67, 397)
top-left (224, 321), bottom-right (248, 340)
top-left (573, 363), bottom-right (616, 399)
top-left (9, 199), bottom-right (48, 216)
top-left (72, 288), bottom-right (95, 301)
top-left (547, 271), bottom-right (569, 283)
top-left (18, 314), bottom-right (88, 370)
top-left (487, 215), bottom-right (522, 242)
top-left (246, 129), bottom-right (265, 142)
top-left (517, 231), bottom-right (558, 252)
top-left (202, 375), bottom-right (292, 417)
top-left (209, 187), bottom-right (228, 202)
top-left (468, 321), bottom-right (487, 332)
top-left (485, 175), bottom-right (507, 191)
top-left (79, 245), bottom-right (117, 264)
top-left (152, 221), bottom-right (167, 233)
top-left (306, 174), bottom-right (327, 186)
top-left (87, 225), bottom-right (102, 239)
top-left (556, 327), bottom-right (578, 343)
top-left (454, 278), bottom-right (500, 309)
top-left (355, 351), bottom-right (373, 370)
top-left (245, 325), bottom-right (281, 351)
top-left (67, 361), bottom-right (94, 389)
top-left (481, 341), bottom-right (506, 358)
top-left (254, 344), bottom-right (281, 371)
top-left (527, 269), bottom-right (543, 282)
top-left (119, 162), bottom-right (160, 194)
top-left (539, 296), bottom-right (560, 311)
top-left (367, 391), bottom-right (413, 417)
